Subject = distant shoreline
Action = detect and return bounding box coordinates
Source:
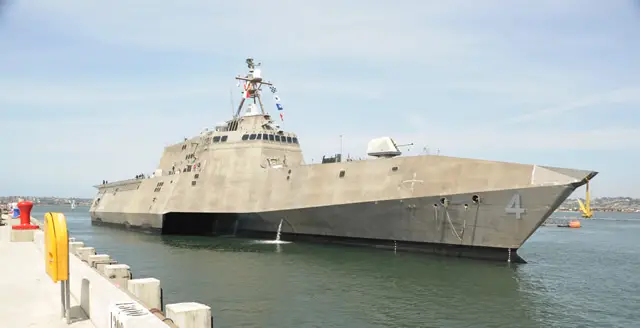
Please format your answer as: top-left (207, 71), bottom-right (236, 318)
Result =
top-left (557, 208), bottom-right (640, 213)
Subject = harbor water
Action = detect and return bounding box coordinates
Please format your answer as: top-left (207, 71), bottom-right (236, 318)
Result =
top-left (31, 205), bottom-right (639, 328)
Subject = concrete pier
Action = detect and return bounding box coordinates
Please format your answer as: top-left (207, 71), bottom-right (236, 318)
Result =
top-left (0, 216), bottom-right (94, 327)
top-left (1, 213), bottom-right (213, 328)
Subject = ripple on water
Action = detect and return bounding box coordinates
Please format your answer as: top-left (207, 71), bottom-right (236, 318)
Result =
top-left (28, 206), bottom-right (640, 328)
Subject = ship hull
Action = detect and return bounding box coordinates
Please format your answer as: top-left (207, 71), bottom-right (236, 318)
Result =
top-left (90, 216), bottom-right (525, 262)
top-left (90, 182), bottom-right (576, 263)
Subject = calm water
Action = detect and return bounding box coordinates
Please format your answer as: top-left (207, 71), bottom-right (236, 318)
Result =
top-left (31, 206), bottom-right (640, 328)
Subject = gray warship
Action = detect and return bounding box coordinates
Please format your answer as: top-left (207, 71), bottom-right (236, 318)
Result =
top-left (90, 58), bottom-right (597, 263)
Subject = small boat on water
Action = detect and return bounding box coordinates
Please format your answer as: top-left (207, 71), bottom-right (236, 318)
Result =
top-left (557, 220), bottom-right (581, 228)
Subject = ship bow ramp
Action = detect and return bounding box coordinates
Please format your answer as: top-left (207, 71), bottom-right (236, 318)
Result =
top-left (530, 165), bottom-right (598, 188)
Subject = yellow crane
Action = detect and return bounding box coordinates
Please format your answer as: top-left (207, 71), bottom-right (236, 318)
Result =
top-left (577, 179), bottom-right (593, 218)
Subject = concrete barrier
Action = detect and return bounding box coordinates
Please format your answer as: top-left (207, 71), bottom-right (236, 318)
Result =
top-left (30, 216), bottom-right (213, 328)
top-left (103, 264), bottom-right (131, 288)
top-left (34, 229), bottom-right (168, 327)
top-left (166, 303), bottom-right (212, 328)
top-left (77, 247), bottom-right (97, 262)
top-left (69, 241), bottom-right (85, 254)
top-left (88, 254), bottom-right (111, 268)
top-left (128, 278), bottom-right (162, 310)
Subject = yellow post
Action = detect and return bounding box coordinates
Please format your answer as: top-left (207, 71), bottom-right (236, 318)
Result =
top-left (44, 212), bottom-right (69, 282)
top-left (44, 212), bottom-right (71, 323)
top-left (585, 180), bottom-right (591, 213)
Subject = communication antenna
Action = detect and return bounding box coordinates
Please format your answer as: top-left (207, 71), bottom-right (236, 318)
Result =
top-left (233, 57), bottom-right (274, 118)
top-left (229, 87), bottom-right (235, 116)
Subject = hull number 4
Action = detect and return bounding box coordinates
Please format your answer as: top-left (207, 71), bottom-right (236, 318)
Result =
top-left (505, 193), bottom-right (525, 219)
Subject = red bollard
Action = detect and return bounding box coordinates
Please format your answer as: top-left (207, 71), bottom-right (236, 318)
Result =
top-left (13, 200), bottom-right (39, 230)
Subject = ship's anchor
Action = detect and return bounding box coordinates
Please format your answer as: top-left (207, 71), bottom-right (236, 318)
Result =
top-left (439, 197), bottom-right (471, 242)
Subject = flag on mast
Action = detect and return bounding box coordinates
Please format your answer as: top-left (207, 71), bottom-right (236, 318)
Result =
top-left (242, 82), bottom-right (250, 99)
top-left (272, 89), bottom-right (284, 121)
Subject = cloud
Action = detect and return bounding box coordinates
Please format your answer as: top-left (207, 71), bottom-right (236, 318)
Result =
top-left (306, 126), bottom-right (640, 160)
top-left (7, 1), bottom-right (524, 63)
top-left (502, 87), bottom-right (640, 125)
top-left (2, 0), bottom-right (640, 198)
top-left (0, 75), bottom-right (393, 112)
top-left (0, 81), bottom-right (219, 106)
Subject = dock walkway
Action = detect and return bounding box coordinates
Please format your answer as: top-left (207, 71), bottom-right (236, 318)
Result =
top-left (0, 215), bottom-right (95, 328)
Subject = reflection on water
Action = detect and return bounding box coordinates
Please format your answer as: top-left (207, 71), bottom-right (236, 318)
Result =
top-left (29, 206), bottom-right (640, 328)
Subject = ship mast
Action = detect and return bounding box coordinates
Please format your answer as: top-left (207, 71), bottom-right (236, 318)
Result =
top-left (234, 57), bottom-right (274, 118)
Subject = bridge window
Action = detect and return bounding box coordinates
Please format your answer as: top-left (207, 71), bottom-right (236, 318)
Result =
top-left (213, 136), bottom-right (221, 143)
top-left (286, 136), bottom-right (292, 143)
top-left (221, 135), bottom-right (228, 142)
top-left (241, 134), bottom-right (249, 141)
top-left (275, 135), bottom-right (281, 142)
top-left (292, 137), bottom-right (298, 144)
top-left (268, 134), bottom-right (275, 141)
top-left (280, 136), bottom-right (287, 143)
top-left (249, 134), bottom-right (257, 140)
top-left (257, 133), bottom-right (262, 140)
top-left (262, 133), bottom-right (268, 140)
